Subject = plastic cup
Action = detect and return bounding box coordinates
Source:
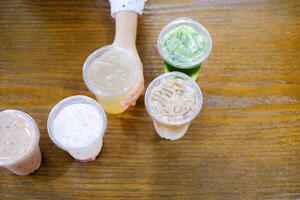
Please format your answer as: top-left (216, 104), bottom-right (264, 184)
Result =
top-left (157, 17), bottom-right (212, 80)
top-left (47, 95), bottom-right (107, 162)
top-left (83, 45), bottom-right (140, 114)
top-left (145, 72), bottom-right (203, 140)
top-left (0, 109), bottom-right (42, 175)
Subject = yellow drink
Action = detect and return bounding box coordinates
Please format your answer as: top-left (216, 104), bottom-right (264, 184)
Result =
top-left (96, 95), bottom-right (126, 114)
top-left (83, 45), bottom-right (139, 114)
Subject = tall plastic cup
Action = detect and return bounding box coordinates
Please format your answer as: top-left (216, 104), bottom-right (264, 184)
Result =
top-left (145, 72), bottom-right (203, 140)
top-left (0, 109), bottom-right (42, 175)
top-left (83, 45), bottom-right (140, 114)
top-left (47, 95), bottom-right (107, 162)
top-left (157, 17), bottom-right (212, 80)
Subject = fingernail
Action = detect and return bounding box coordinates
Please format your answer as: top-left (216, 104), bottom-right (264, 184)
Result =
top-left (122, 105), bottom-right (129, 109)
top-left (121, 102), bottom-right (129, 107)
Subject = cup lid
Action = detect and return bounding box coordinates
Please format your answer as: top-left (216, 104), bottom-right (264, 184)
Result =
top-left (47, 95), bottom-right (107, 150)
top-left (0, 109), bottom-right (40, 167)
top-left (83, 45), bottom-right (140, 97)
top-left (157, 17), bottom-right (212, 69)
top-left (145, 72), bottom-right (203, 125)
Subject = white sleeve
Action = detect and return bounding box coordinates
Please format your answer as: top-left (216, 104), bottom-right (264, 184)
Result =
top-left (109, 0), bottom-right (147, 18)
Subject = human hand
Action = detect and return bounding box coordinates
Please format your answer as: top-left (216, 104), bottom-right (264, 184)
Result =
top-left (113, 11), bottom-right (144, 109)
top-left (119, 47), bottom-right (144, 109)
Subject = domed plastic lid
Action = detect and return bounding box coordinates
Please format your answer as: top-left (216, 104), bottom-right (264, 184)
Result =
top-left (145, 72), bottom-right (203, 125)
top-left (47, 95), bottom-right (107, 150)
top-left (0, 109), bottom-right (40, 166)
top-left (157, 17), bottom-right (212, 69)
top-left (83, 45), bottom-right (140, 97)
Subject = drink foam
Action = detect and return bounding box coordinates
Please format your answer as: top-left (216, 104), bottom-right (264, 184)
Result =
top-left (52, 103), bottom-right (103, 148)
top-left (0, 110), bottom-right (35, 164)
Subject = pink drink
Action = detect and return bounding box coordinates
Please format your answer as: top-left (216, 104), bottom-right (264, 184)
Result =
top-left (145, 72), bottom-right (202, 140)
top-left (0, 110), bottom-right (41, 175)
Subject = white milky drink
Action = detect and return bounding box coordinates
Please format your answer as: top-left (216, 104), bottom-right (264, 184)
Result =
top-left (0, 110), bottom-right (42, 175)
top-left (47, 95), bottom-right (107, 162)
top-left (83, 45), bottom-right (140, 114)
top-left (145, 72), bottom-right (203, 140)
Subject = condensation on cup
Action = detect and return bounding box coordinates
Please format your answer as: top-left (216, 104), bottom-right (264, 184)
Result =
top-left (0, 109), bottom-right (42, 175)
top-left (83, 45), bottom-right (141, 114)
top-left (145, 72), bottom-right (203, 140)
top-left (47, 95), bottom-right (107, 162)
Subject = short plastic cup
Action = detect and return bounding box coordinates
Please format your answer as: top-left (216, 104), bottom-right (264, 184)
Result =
top-left (47, 95), bottom-right (107, 162)
top-left (145, 72), bottom-right (203, 140)
top-left (83, 45), bottom-right (140, 114)
top-left (157, 17), bottom-right (212, 80)
top-left (0, 109), bottom-right (42, 175)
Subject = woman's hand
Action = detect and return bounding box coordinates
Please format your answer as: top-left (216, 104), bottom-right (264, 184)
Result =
top-left (113, 11), bottom-right (144, 109)
top-left (120, 48), bottom-right (144, 109)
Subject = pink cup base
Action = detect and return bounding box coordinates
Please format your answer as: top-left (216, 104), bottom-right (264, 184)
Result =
top-left (76, 157), bottom-right (95, 163)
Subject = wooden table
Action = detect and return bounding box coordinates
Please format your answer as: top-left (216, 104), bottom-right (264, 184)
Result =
top-left (1, 0), bottom-right (300, 199)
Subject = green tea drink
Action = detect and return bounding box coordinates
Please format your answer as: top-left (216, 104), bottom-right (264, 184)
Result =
top-left (145, 72), bottom-right (203, 140)
top-left (83, 45), bottom-right (140, 114)
top-left (157, 17), bottom-right (212, 80)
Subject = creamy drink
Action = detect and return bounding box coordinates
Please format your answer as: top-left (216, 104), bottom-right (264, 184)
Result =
top-left (0, 110), bottom-right (42, 175)
top-left (83, 45), bottom-right (140, 114)
top-left (145, 72), bottom-right (203, 140)
top-left (47, 95), bottom-right (107, 162)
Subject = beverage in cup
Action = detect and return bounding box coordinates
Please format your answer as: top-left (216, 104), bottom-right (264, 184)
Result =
top-left (145, 72), bottom-right (203, 140)
top-left (0, 109), bottom-right (42, 175)
top-left (83, 45), bottom-right (140, 114)
top-left (47, 95), bottom-right (107, 162)
top-left (157, 17), bottom-right (212, 80)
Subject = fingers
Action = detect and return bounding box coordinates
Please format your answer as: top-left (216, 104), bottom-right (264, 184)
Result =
top-left (120, 78), bottom-right (144, 108)
top-left (128, 82), bottom-right (144, 106)
top-left (117, 47), bottom-right (144, 109)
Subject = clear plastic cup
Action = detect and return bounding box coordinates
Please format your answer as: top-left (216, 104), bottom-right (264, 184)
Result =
top-left (157, 17), bottom-right (212, 80)
top-left (47, 95), bottom-right (107, 162)
top-left (0, 109), bottom-right (42, 175)
top-left (145, 72), bottom-right (203, 140)
top-left (83, 45), bottom-right (140, 114)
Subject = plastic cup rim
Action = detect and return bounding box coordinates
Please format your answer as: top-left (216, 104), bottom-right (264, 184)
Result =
top-left (0, 109), bottom-right (40, 167)
top-left (144, 71), bottom-right (203, 126)
top-left (157, 17), bottom-right (213, 69)
top-left (47, 95), bottom-right (107, 151)
top-left (82, 45), bottom-right (140, 97)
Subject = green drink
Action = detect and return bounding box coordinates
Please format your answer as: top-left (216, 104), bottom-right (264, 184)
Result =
top-left (157, 18), bottom-right (212, 80)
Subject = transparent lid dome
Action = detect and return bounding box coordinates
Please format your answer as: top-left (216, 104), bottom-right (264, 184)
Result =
top-left (83, 45), bottom-right (140, 97)
top-left (47, 95), bottom-right (107, 150)
top-left (158, 17), bottom-right (212, 69)
top-left (0, 109), bottom-right (40, 166)
top-left (145, 72), bottom-right (203, 125)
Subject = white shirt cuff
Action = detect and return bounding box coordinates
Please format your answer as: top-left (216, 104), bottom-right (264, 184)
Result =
top-left (109, 0), bottom-right (146, 18)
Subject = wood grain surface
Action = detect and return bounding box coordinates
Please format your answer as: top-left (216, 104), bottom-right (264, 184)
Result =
top-left (1, 0), bottom-right (300, 199)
